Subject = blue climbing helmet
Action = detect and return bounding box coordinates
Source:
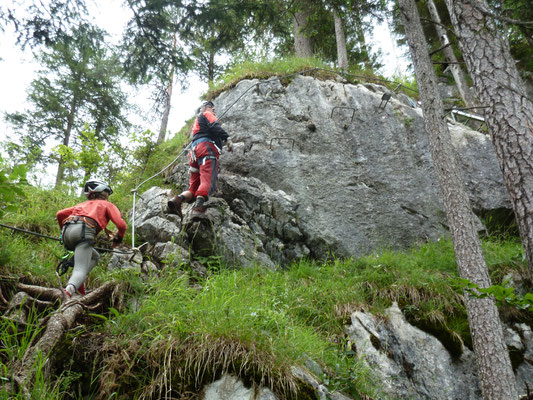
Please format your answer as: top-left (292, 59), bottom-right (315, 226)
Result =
top-left (83, 179), bottom-right (113, 198)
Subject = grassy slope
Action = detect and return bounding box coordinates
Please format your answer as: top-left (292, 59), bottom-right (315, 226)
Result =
top-left (1, 58), bottom-right (529, 399)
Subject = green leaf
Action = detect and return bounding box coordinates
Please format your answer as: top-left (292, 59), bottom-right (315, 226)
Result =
top-left (88, 313), bottom-right (108, 322)
top-left (108, 307), bottom-right (120, 319)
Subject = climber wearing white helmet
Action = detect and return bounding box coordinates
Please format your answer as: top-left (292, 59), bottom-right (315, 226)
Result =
top-left (56, 179), bottom-right (127, 298)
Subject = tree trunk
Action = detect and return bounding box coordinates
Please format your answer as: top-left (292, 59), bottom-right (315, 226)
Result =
top-left (55, 96), bottom-right (77, 188)
top-left (293, 1), bottom-right (313, 58)
top-left (353, 3), bottom-right (371, 70)
top-left (12, 282), bottom-right (116, 388)
top-left (398, 1), bottom-right (519, 399)
top-left (426, 0), bottom-right (477, 108)
top-left (207, 50), bottom-right (215, 85)
top-left (158, 35), bottom-right (177, 144)
top-left (333, 8), bottom-right (348, 72)
top-left (445, 0), bottom-right (533, 283)
top-left (157, 67), bottom-right (174, 144)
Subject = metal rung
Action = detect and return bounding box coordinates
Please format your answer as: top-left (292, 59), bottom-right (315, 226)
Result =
top-left (379, 93), bottom-right (392, 109)
top-left (450, 109), bottom-right (485, 123)
top-left (331, 106), bottom-right (356, 122)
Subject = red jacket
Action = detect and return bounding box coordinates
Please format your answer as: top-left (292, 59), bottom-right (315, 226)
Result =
top-left (56, 199), bottom-right (127, 238)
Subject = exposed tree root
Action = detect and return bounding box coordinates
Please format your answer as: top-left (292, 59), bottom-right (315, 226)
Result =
top-left (0, 286), bottom-right (8, 306)
top-left (2, 281), bottom-right (117, 397)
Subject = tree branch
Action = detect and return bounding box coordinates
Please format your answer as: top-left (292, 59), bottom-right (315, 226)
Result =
top-left (429, 42), bottom-right (451, 56)
top-left (464, 0), bottom-right (533, 26)
top-left (420, 18), bottom-right (460, 37)
top-left (16, 282), bottom-right (63, 301)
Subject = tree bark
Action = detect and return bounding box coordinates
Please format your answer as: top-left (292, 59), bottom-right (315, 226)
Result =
top-left (293, 1), bottom-right (313, 58)
top-left (426, 0), bottom-right (477, 108)
top-left (157, 68), bottom-right (174, 144)
top-left (333, 8), bottom-right (348, 72)
top-left (55, 96), bottom-right (78, 188)
top-left (353, 3), bottom-right (371, 70)
top-left (157, 35), bottom-right (177, 144)
top-left (445, 0), bottom-right (533, 283)
top-left (207, 50), bottom-right (215, 84)
top-left (398, 0), bottom-right (519, 399)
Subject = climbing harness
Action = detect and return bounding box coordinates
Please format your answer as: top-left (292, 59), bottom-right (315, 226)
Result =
top-left (0, 222), bottom-right (133, 255)
top-left (61, 215), bottom-right (98, 250)
top-left (189, 137), bottom-right (221, 164)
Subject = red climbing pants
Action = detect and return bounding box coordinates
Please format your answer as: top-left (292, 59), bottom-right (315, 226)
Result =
top-left (188, 141), bottom-right (220, 199)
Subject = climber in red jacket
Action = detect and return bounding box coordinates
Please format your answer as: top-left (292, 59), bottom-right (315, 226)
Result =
top-left (168, 100), bottom-right (231, 217)
top-left (56, 179), bottom-right (127, 298)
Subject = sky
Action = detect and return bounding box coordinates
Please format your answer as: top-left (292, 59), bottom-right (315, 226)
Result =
top-left (0, 0), bottom-right (409, 173)
top-left (0, 0), bottom-right (207, 146)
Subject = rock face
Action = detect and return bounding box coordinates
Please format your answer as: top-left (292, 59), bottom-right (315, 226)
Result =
top-left (127, 76), bottom-right (527, 400)
top-left (167, 75), bottom-right (510, 265)
top-left (346, 303), bottom-right (533, 400)
top-left (347, 303), bottom-right (481, 400)
top-left (193, 304), bottom-right (533, 400)
top-left (202, 375), bottom-right (277, 400)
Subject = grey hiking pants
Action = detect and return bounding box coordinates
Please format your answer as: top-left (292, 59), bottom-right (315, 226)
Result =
top-left (62, 221), bottom-right (100, 291)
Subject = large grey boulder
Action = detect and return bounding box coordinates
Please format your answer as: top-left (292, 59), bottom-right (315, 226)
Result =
top-left (448, 124), bottom-right (511, 211)
top-left (219, 174), bottom-right (309, 265)
top-left (132, 186), bottom-right (183, 244)
top-left (183, 197), bottom-right (277, 269)
top-left (346, 302), bottom-right (533, 399)
top-left (202, 374), bottom-right (276, 400)
top-left (200, 371), bottom-right (353, 400)
top-left (133, 186), bottom-right (278, 269)
top-left (151, 241), bottom-right (191, 268)
top-left (347, 302), bottom-right (481, 400)
top-left (504, 323), bottom-right (533, 394)
top-left (167, 75), bottom-right (510, 262)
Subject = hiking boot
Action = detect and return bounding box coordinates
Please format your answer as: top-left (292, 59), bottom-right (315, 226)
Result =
top-left (63, 284), bottom-right (81, 301)
top-left (167, 195), bottom-right (184, 218)
top-left (191, 197), bottom-right (207, 216)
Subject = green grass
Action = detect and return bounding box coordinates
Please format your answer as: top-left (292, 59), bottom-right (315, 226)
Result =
top-left (206, 56), bottom-right (418, 103)
top-left (0, 309), bottom-right (80, 400)
top-left (89, 236), bottom-right (529, 399)
top-left (97, 268), bottom-right (382, 399)
top-left (1, 195), bottom-right (529, 399)
top-left (207, 56), bottom-right (333, 98)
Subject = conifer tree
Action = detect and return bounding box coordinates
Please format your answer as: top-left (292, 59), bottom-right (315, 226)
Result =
top-left (4, 24), bottom-right (128, 186)
top-left (398, 0), bottom-right (518, 397)
top-left (444, 0), bottom-right (533, 282)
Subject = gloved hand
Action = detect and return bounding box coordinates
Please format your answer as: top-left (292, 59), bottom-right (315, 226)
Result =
top-left (226, 140), bottom-right (233, 152)
top-left (111, 233), bottom-right (123, 248)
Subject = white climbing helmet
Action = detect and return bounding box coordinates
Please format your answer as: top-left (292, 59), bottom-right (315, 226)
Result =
top-left (83, 179), bottom-right (113, 197)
